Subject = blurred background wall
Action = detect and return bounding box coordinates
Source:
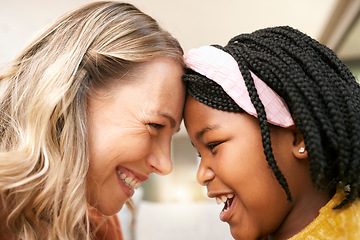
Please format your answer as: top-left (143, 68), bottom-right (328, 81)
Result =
top-left (1, 0), bottom-right (359, 239)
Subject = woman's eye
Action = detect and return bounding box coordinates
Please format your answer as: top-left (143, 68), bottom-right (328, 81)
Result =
top-left (148, 123), bottom-right (165, 129)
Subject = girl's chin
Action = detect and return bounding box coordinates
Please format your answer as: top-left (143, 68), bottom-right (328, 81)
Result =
top-left (230, 226), bottom-right (260, 240)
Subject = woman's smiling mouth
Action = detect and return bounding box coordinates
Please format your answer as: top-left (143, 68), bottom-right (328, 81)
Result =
top-left (117, 170), bottom-right (141, 189)
top-left (115, 166), bottom-right (148, 197)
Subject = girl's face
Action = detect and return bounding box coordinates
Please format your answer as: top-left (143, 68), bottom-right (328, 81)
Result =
top-left (86, 57), bottom-right (185, 216)
top-left (184, 95), bottom-right (331, 240)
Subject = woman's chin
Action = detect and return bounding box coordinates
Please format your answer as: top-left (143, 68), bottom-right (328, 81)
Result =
top-left (88, 199), bottom-right (126, 216)
top-left (104, 201), bottom-right (127, 216)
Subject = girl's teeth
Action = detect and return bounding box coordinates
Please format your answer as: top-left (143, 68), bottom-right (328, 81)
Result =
top-left (216, 194), bottom-right (235, 205)
top-left (227, 193), bottom-right (234, 199)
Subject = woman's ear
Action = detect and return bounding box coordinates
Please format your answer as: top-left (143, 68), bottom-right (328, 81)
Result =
top-left (292, 128), bottom-right (308, 159)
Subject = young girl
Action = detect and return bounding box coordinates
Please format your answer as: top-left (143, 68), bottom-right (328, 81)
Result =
top-left (183, 26), bottom-right (360, 239)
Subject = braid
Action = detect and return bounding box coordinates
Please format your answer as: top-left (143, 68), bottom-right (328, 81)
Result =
top-left (184, 26), bottom-right (360, 208)
top-left (184, 69), bottom-right (244, 113)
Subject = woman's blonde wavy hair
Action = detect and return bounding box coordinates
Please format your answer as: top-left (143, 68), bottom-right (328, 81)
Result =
top-left (0, 1), bottom-right (183, 239)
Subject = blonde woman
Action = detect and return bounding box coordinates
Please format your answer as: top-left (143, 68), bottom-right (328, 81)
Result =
top-left (0, 2), bottom-right (185, 239)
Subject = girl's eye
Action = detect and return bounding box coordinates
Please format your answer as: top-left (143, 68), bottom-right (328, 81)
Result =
top-left (207, 142), bottom-right (222, 152)
top-left (148, 123), bottom-right (165, 130)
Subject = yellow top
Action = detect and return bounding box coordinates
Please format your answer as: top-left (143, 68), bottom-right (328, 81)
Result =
top-left (289, 190), bottom-right (360, 240)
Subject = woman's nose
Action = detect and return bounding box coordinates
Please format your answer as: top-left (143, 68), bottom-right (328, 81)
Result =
top-left (196, 159), bottom-right (215, 186)
top-left (146, 140), bottom-right (173, 175)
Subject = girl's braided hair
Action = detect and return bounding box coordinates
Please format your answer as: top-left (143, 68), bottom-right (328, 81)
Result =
top-left (183, 26), bottom-right (360, 208)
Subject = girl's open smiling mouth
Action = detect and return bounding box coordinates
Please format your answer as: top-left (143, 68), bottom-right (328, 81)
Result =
top-left (214, 193), bottom-right (237, 222)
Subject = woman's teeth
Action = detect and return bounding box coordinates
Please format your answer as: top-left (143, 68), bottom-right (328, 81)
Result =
top-left (216, 193), bottom-right (234, 205)
top-left (117, 170), bottom-right (141, 189)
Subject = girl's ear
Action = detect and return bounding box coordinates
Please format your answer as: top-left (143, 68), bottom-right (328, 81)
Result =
top-left (292, 129), bottom-right (308, 159)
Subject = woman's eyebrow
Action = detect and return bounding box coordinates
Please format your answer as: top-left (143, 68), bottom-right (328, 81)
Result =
top-left (158, 112), bottom-right (176, 128)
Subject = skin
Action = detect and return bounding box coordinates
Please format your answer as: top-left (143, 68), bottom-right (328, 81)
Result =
top-left (86, 57), bottom-right (185, 216)
top-left (184, 95), bottom-right (333, 240)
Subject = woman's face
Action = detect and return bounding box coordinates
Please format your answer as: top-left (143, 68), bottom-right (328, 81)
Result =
top-left (86, 57), bottom-right (185, 215)
top-left (184, 95), bottom-right (330, 240)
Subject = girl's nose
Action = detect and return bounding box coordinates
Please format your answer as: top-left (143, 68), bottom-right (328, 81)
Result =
top-left (196, 158), bottom-right (215, 186)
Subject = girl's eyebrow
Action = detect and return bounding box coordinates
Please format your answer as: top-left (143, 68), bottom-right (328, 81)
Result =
top-left (196, 124), bottom-right (220, 140)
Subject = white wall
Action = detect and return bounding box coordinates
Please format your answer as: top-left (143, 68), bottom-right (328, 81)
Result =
top-left (0, 0), bottom-right (337, 67)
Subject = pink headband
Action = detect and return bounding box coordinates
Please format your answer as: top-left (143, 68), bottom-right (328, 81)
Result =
top-left (184, 46), bottom-right (294, 127)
